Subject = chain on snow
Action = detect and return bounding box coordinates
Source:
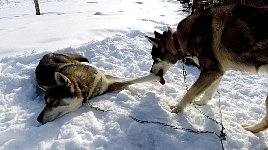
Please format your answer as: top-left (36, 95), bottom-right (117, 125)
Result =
top-left (87, 103), bottom-right (223, 140)
top-left (88, 102), bottom-right (225, 149)
top-left (182, 63), bottom-right (226, 149)
top-left (86, 63), bottom-right (226, 150)
top-left (88, 103), bottom-right (111, 112)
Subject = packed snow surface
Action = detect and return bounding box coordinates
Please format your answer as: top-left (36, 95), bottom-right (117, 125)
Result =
top-left (0, 0), bottom-right (267, 149)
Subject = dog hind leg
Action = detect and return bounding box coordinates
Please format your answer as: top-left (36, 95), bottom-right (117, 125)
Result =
top-left (243, 94), bottom-right (268, 133)
top-left (172, 71), bottom-right (223, 113)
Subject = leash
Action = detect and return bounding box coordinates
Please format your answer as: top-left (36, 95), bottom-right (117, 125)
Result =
top-left (87, 102), bottom-right (224, 142)
top-left (182, 63), bottom-right (226, 149)
top-left (173, 31), bottom-right (225, 148)
top-left (87, 66), bottom-right (226, 149)
top-left (86, 60), bottom-right (226, 149)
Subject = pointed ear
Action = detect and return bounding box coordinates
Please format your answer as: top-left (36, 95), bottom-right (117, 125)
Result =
top-left (145, 36), bottom-right (159, 47)
top-left (54, 72), bottom-right (71, 87)
top-left (167, 26), bottom-right (174, 35)
top-left (154, 31), bottom-right (162, 39)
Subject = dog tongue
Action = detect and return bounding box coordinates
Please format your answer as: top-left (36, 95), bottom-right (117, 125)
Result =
top-left (159, 76), bottom-right (165, 85)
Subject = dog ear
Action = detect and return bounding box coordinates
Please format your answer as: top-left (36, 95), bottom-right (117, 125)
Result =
top-left (145, 36), bottom-right (159, 47)
top-left (154, 31), bottom-right (162, 39)
top-left (54, 72), bottom-right (72, 87)
top-left (167, 27), bottom-right (174, 35)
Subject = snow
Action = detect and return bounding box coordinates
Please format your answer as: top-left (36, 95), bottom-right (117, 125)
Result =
top-left (0, 0), bottom-right (267, 149)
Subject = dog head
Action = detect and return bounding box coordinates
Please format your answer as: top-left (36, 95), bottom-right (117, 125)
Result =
top-left (146, 27), bottom-right (184, 85)
top-left (37, 72), bottom-right (83, 124)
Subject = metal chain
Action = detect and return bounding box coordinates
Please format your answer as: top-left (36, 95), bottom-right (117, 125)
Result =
top-left (87, 101), bottom-right (225, 149)
top-left (182, 63), bottom-right (189, 91)
top-left (88, 103), bottom-right (112, 112)
top-left (182, 63), bottom-right (226, 149)
top-left (85, 63), bottom-right (226, 149)
top-left (87, 102), bottom-right (223, 140)
top-left (217, 90), bottom-right (227, 149)
top-left (128, 115), bottom-right (220, 136)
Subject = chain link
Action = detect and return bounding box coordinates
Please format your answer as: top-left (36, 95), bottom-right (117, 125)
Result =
top-left (182, 64), bottom-right (189, 91)
top-left (128, 115), bottom-right (220, 136)
top-left (87, 103), bottom-right (112, 112)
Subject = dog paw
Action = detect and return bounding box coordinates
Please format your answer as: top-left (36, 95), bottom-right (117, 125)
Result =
top-left (242, 124), bottom-right (259, 133)
top-left (241, 124), bottom-right (249, 128)
top-left (171, 106), bottom-right (184, 113)
top-left (170, 105), bottom-right (176, 109)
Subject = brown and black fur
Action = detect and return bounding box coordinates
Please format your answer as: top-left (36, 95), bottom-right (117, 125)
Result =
top-left (146, 4), bottom-right (268, 133)
top-left (36, 53), bottom-right (89, 90)
top-left (36, 53), bottom-right (159, 124)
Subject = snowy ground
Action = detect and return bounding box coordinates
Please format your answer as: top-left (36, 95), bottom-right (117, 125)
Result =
top-left (0, 0), bottom-right (268, 149)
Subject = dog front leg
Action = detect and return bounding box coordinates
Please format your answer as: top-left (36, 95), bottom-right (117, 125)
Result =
top-left (171, 71), bottom-right (223, 113)
top-left (194, 76), bottom-right (222, 105)
top-left (243, 94), bottom-right (268, 133)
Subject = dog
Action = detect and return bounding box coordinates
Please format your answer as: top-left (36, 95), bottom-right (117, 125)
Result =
top-left (146, 4), bottom-right (268, 133)
top-left (36, 53), bottom-right (160, 124)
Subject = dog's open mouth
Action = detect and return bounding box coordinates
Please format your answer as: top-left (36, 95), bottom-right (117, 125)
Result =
top-left (157, 69), bottom-right (165, 85)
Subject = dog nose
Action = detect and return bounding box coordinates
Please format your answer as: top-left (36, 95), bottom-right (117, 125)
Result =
top-left (37, 112), bottom-right (44, 123)
top-left (150, 67), bottom-right (154, 73)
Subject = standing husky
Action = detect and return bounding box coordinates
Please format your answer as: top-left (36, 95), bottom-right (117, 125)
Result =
top-left (36, 53), bottom-right (160, 124)
top-left (146, 4), bottom-right (268, 133)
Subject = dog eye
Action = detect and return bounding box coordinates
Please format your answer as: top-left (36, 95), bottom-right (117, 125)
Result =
top-left (47, 99), bottom-right (57, 106)
top-left (154, 58), bottom-right (162, 63)
top-left (44, 96), bottom-right (53, 105)
top-left (59, 99), bottom-right (69, 106)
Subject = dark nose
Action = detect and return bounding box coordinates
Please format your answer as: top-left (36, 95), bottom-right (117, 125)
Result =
top-left (150, 69), bottom-right (153, 73)
top-left (150, 65), bottom-right (154, 73)
top-left (37, 111), bottom-right (44, 123)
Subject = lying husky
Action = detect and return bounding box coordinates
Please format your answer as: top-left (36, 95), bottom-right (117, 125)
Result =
top-left (146, 4), bottom-right (268, 133)
top-left (36, 53), bottom-right (160, 124)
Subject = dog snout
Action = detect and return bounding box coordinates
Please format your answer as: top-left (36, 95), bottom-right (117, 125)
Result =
top-left (150, 66), bottom-right (162, 76)
top-left (157, 69), bottom-right (164, 77)
top-left (150, 67), bottom-right (158, 75)
top-left (150, 64), bottom-right (157, 74)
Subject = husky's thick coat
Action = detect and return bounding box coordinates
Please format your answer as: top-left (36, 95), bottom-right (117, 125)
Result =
top-left (36, 53), bottom-right (159, 124)
top-left (146, 4), bottom-right (268, 133)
